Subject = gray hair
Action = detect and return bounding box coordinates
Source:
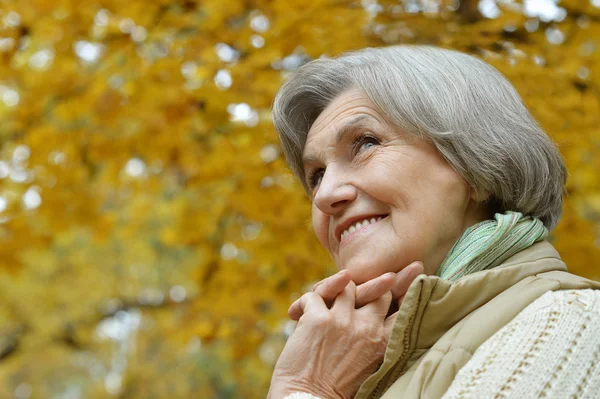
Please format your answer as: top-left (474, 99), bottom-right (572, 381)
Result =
top-left (272, 45), bottom-right (566, 231)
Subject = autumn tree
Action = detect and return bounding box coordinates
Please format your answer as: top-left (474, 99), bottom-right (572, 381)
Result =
top-left (0, 0), bottom-right (598, 397)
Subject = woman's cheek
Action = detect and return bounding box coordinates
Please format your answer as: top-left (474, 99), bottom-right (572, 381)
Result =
top-left (312, 206), bottom-right (331, 251)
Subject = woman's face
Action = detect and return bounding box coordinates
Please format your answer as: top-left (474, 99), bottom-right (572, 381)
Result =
top-left (303, 88), bottom-right (489, 283)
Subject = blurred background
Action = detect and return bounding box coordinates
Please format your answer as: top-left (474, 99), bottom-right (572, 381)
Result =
top-left (0, 0), bottom-right (598, 398)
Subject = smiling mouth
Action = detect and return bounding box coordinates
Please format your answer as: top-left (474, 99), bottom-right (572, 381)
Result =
top-left (340, 215), bottom-right (387, 241)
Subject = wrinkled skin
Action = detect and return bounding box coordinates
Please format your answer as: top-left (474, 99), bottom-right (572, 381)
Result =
top-left (269, 88), bottom-right (489, 398)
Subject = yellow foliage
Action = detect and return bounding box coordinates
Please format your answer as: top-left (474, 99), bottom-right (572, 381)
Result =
top-left (0, 0), bottom-right (598, 398)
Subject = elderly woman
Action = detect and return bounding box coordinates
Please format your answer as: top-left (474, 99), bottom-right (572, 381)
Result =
top-left (267, 46), bottom-right (600, 399)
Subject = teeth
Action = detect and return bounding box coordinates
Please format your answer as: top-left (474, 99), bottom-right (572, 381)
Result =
top-left (341, 216), bottom-right (384, 240)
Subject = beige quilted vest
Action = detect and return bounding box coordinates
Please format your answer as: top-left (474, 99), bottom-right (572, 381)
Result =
top-left (355, 241), bottom-right (600, 399)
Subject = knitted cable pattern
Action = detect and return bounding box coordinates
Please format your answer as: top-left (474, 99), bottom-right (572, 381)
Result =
top-left (436, 211), bottom-right (548, 281)
top-left (442, 289), bottom-right (600, 399)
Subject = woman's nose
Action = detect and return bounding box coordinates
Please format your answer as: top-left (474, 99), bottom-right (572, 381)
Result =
top-left (313, 168), bottom-right (357, 215)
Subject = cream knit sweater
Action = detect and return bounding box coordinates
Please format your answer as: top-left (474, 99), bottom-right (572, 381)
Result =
top-left (283, 289), bottom-right (600, 399)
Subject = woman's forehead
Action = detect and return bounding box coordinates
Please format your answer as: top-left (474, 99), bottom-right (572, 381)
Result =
top-left (305, 90), bottom-right (385, 149)
top-left (310, 89), bottom-right (381, 133)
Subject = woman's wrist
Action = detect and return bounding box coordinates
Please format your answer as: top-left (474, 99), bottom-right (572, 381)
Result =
top-left (268, 377), bottom-right (341, 399)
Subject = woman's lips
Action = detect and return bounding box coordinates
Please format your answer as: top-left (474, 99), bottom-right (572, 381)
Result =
top-left (340, 215), bottom-right (388, 243)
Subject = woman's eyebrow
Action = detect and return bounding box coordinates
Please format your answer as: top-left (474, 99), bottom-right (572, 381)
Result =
top-left (302, 114), bottom-right (378, 166)
top-left (334, 114), bottom-right (377, 143)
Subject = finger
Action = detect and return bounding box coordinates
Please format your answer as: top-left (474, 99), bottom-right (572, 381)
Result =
top-left (313, 269), bottom-right (352, 304)
top-left (288, 270), bottom-right (351, 321)
top-left (296, 292), bottom-right (329, 321)
top-left (359, 291), bottom-right (393, 321)
top-left (288, 297), bottom-right (304, 321)
top-left (311, 269), bottom-right (347, 291)
top-left (331, 280), bottom-right (356, 312)
top-left (390, 262), bottom-right (424, 301)
top-left (311, 268), bottom-right (350, 291)
top-left (355, 272), bottom-right (396, 308)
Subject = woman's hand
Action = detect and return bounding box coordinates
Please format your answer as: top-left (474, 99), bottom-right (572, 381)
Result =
top-left (288, 261), bottom-right (425, 321)
top-left (269, 262), bottom-right (424, 399)
top-left (268, 276), bottom-right (393, 399)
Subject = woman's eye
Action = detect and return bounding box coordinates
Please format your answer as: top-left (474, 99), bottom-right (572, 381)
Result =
top-left (308, 168), bottom-right (325, 190)
top-left (354, 135), bottom-right (380, 154)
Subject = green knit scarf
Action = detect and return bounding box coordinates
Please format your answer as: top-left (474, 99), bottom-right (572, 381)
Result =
top-left (436, 211), bottom-right (548, 282)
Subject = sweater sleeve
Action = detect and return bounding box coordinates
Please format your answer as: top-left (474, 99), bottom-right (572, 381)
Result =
top-left (442, 289), bottom-right (600, 399)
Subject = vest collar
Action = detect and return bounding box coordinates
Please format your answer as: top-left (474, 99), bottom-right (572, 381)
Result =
top-left (415, 240), bottom-right (567, 348)
top-left (356, 240), bottom-right (567, 399)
